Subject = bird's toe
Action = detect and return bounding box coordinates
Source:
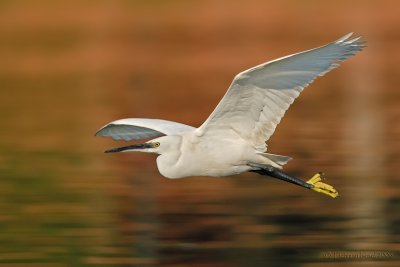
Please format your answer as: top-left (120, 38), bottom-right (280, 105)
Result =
top-left (306, 173), bottom-right (339, 198)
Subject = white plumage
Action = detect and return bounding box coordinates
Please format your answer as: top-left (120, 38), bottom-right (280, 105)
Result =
top-left (96, 33), bottom-right (365, 182)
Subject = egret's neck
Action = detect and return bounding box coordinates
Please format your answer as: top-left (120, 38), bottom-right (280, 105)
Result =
top-left (153, 135), bottom-right (184, 179)
top-left (156, 151), bottom-right (181, 178)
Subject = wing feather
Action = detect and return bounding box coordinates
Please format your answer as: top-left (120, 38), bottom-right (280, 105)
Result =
top-left (96, 118), bottom-right (195, 141)
top-left (196, 33), bottom-right (366, 151)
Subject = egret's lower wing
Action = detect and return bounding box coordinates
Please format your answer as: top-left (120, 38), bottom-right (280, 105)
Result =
top-left (96, 118), bottom-right (195, 141)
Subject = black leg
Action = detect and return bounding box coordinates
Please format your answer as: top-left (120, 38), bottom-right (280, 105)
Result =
top-left (251, 166), bottom-right (313, 189)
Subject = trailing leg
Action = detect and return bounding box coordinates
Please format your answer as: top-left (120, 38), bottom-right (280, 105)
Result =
top-left (249, 164), bottom-right (339, 198)
top-left (251, 165), bottom-right (313, 189)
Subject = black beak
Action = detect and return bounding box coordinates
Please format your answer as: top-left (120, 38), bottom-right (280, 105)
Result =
top-left (104, 143), bottom-right (153, 153)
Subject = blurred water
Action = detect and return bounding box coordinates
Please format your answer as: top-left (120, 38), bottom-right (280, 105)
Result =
top-left (0, 1), bottom-right (399, 266)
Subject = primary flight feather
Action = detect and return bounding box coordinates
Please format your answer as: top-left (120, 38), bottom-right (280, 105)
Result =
top-left (96, 33), bottom-right (366, 198)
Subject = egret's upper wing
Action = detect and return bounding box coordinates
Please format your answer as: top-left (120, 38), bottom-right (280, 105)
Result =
top-left (96, 118), bottom-right (195, 141)
top-left (196, 33), bottom-right (365, 150)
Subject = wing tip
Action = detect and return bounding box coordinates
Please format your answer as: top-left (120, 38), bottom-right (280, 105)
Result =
top-left (94, 123), bottom-right (112, 137)
top-left (336, 32), bottom-right (354, 43)
top-left (94, 123), bottom-right (126, 141)
top-left (94, 129), bottom-right (102, 137)
top-left (332, 32), bottom-right (366, 63)
top-left (335, 32), bottom-right (366, 47)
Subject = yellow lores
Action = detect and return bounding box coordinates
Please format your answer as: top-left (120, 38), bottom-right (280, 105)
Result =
top-left (97, 33), bottom-right (365, 199)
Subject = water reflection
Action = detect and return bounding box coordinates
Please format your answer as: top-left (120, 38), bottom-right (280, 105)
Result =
top-left (0, 0), bottom-right (399, 266)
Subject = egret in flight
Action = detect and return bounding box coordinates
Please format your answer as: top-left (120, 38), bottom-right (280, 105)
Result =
top-left (96, 33), bottom-right (365, 198)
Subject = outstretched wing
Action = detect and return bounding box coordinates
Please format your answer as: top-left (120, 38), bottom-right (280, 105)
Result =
top-left (196, 33), bottom-right (366, 150)
top-left (96, 118), bottom-right (195, 141)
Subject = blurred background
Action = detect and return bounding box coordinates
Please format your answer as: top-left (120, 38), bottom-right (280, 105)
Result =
top-left (0, 0), bottom-right (399, 266)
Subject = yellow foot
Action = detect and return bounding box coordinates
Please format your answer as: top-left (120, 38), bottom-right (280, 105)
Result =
top-left (306, 173), bottom-right (339, 198)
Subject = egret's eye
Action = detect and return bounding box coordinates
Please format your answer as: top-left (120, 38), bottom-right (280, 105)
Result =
top-left (154, 142), bottom-right (160, 148)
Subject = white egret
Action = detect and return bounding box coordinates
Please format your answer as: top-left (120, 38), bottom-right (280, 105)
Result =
top-left (96, 33), bottom-right (366, 198)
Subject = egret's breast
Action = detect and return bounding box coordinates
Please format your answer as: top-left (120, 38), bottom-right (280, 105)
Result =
top-left (157, 134), bottom-right (253, 178)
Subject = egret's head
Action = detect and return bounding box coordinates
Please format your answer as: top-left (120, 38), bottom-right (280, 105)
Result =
top-left (104, 135), bottom-right (179, 154)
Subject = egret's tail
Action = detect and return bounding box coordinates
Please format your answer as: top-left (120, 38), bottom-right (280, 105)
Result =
top-left (257, 152), bottom-right (292, 166)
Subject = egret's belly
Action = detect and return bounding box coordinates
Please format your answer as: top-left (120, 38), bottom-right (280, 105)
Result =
top-left (157, 139), bottom-right (254, 179)
top-left (159, 160), bottom-right (251, 179)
